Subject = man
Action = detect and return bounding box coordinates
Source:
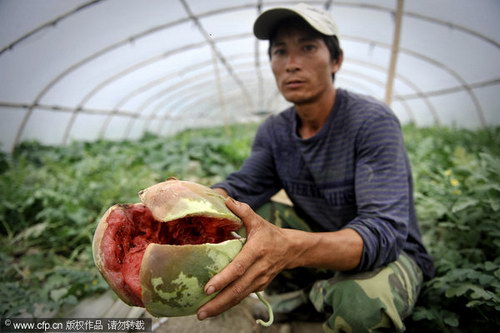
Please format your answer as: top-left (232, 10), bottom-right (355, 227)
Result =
top-left (197, 3), bottom-right (434, 332)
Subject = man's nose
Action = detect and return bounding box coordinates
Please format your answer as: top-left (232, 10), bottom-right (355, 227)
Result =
top-left (285, 53), bottom-right (301, 72)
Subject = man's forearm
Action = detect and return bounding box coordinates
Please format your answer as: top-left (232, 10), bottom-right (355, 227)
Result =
top-left (212, 187), bottom-right (363, 271)
top-left (284, 228), bottom-right (363, 271)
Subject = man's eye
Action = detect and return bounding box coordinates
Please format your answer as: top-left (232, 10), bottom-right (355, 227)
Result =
top-left (273, 49), bottom-right (285, 55)
top-left (303, 45), bottom-right (316, 51)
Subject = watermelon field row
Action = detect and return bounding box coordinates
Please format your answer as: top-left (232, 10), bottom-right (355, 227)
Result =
top-left (0, 123), bottom-right (498, 332)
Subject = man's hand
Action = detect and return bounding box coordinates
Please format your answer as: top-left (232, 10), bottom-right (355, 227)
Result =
top-left (196, 197), bottom-right (364, 321)
top-left (196, 197), bottom-right (299, 320)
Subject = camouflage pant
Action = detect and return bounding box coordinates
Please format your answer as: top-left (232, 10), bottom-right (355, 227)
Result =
top-left (256, 202), bottom-right (424, 333)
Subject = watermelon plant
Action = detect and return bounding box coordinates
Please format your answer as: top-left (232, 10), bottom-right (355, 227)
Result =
top-left (0, 123), bottom-right (498, 332)
top-left (403, 125), bottom-right (500, 332)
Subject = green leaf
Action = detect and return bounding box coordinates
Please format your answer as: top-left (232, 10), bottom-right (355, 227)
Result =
top-left (484, 261), bottom-right (497, 271)
top-left (495, 268), bottom-right (500, 279)
top-left (50, 288), bottom-right (68, 302)
top-left (466, 300), bottom-right (482, 308)
top-left (487, 198), bottom-right (500, 212)
top-left (470, 286), bottom-right (493, 301)
top-left (443, 312), bottom-right (459, 327)
top-left (451, 197), bottom-right (479, 213)
top-left (13, 222), bottom-right (48, 241)
top-left (411, 307), bottom-right (436, 321)
top-left (445, 284), bottom-right (473, 298)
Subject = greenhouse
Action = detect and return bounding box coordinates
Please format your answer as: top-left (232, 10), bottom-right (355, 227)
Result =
top-left (0, 0), bottom-right (499, 332)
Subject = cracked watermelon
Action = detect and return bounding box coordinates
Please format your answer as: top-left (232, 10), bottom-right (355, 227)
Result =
top-left (92, 178), bottom-right (245, 317)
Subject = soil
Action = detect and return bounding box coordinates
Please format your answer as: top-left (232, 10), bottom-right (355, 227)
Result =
top-left (149, 298), bottom-right (324, 333)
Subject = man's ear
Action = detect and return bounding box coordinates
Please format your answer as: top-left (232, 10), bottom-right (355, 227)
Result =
top-left (331, 52), bottom-right (343, 74)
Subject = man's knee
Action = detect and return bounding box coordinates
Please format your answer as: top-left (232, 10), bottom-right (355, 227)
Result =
top-left (309, 254), bottom-right (423, 332)
top-left (312, 279), bottom-right (398, 332)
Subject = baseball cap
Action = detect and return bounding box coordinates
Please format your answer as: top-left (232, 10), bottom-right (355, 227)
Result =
top-left (253, 2), bottom-right (339, 40)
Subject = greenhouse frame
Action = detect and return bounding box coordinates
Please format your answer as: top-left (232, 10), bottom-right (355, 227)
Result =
top-left (0, 1), bottom-right (499, 332)
top-left (1, 0), bottom-right (499, 151)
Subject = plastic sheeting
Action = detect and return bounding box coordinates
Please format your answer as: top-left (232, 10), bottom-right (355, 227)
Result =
top-left (0, 0), bottom-right (499, 151)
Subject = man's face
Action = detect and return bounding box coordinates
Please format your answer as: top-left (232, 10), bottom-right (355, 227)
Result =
top-left (270, 26), bottom-right (339, 105)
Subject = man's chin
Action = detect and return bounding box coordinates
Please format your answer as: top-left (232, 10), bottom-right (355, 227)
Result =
top-left (283, 94), bottom-right (314, 105)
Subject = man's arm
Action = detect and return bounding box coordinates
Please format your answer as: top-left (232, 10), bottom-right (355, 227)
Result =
top-left (344, 113), bottom-right (411, 271)
top-left (196, 197), bottom-right (363, 321)
top-left (211, 118), bottom-right (281, 207)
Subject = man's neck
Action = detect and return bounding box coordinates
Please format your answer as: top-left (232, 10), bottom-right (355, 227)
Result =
top-left (295, 88), bottom-right (337, 139)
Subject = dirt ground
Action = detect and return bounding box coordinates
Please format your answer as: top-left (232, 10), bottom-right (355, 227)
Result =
top-left (63, 281), bottom-right (324, 333)
top-left (150, 298), bottom-right (324, 333)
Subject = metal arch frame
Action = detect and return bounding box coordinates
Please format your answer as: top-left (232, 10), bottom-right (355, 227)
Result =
top-left (161, 89), bottom-right (262, 131)
top-left (384, 0), bottom-right (404, 106)
top-left (0, 0), bottom-right (106, 55)
top-left (146, 67), bottom-right (264, 135)
top-left (99, 46), bottom-right (431, 136)
top-left (64, 36), bottom-right (255, 143)
top-left (150, 67), bottom-right (280, 136)
top-left (2, 39), bottom-right (495, 140)
top-left (101, 38), bottom-right (255, 140)
top-left (130, 89), bottom-right (257, 139)
top-left (254, 0), bottom-right (265, 111)
top-left (344, 34), bottom-right (488, 126)
top-left (103, 51), bottom-right (276, 140)
top-left (345, 58), bottom-right (440, 125)
top-left (1, 0), bottom-right (498, 148)
top-left (395, 79), bottom-right (500, 100)
top-left (9, 14), bottom-right (192, 147)
top-left (35, 37), bottom-right (494, 140)
top-left (117, 61), bottom-right (216, 139)
top-left (118, 54), bottom-right (258, 138)
top-left (82, 34), bottom-right (446, 137)
top-left (6, 2), bottom-right (492, 143)
top-left (9, 2), bottom-right (261, 147)
top-left (140, 64), bottom-right (262, 130)
top-left (148, 61), bottom-right (426, 128)
top-left (0, 101), bottom-right (136, 118)
top-left (166, 69), bottom-right (265, 116)
top-left (5, 0), bottom-right (497, 71)
top-left (179, 0), bottom-right (254, 109)
top-left (98, 57), bottom-right (213, 138)
top-left (91, 43), bottom-right (446, 137)
top-left (131, 71), bottom-right (256, 136)
top-left (163, 91), bottom-right (251, 126)
top-left (65, 39), bottom-right (207, 144)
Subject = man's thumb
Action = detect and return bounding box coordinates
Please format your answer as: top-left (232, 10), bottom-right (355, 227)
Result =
top-left (225, 197), bottom-right (252, 219)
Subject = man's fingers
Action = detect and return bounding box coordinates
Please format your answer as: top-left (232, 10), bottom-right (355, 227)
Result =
top-left (225, 197), bottom-right (254, 220)
top-left (203, 246), bottom-right (253, 295)
top-left (197, 197), bottom-right (276, 320)
top-left (198, 281), bottom-right (246, 320)
top-left (203, 199), bottom-right (264, 296)
top-left (198, 263), bottom-right (261, 320)
top-left (225, 197), bottom-right (266, 234)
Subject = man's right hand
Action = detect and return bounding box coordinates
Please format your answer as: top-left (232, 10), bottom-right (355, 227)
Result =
top-left (196, 197), bottom-right (298, 321)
